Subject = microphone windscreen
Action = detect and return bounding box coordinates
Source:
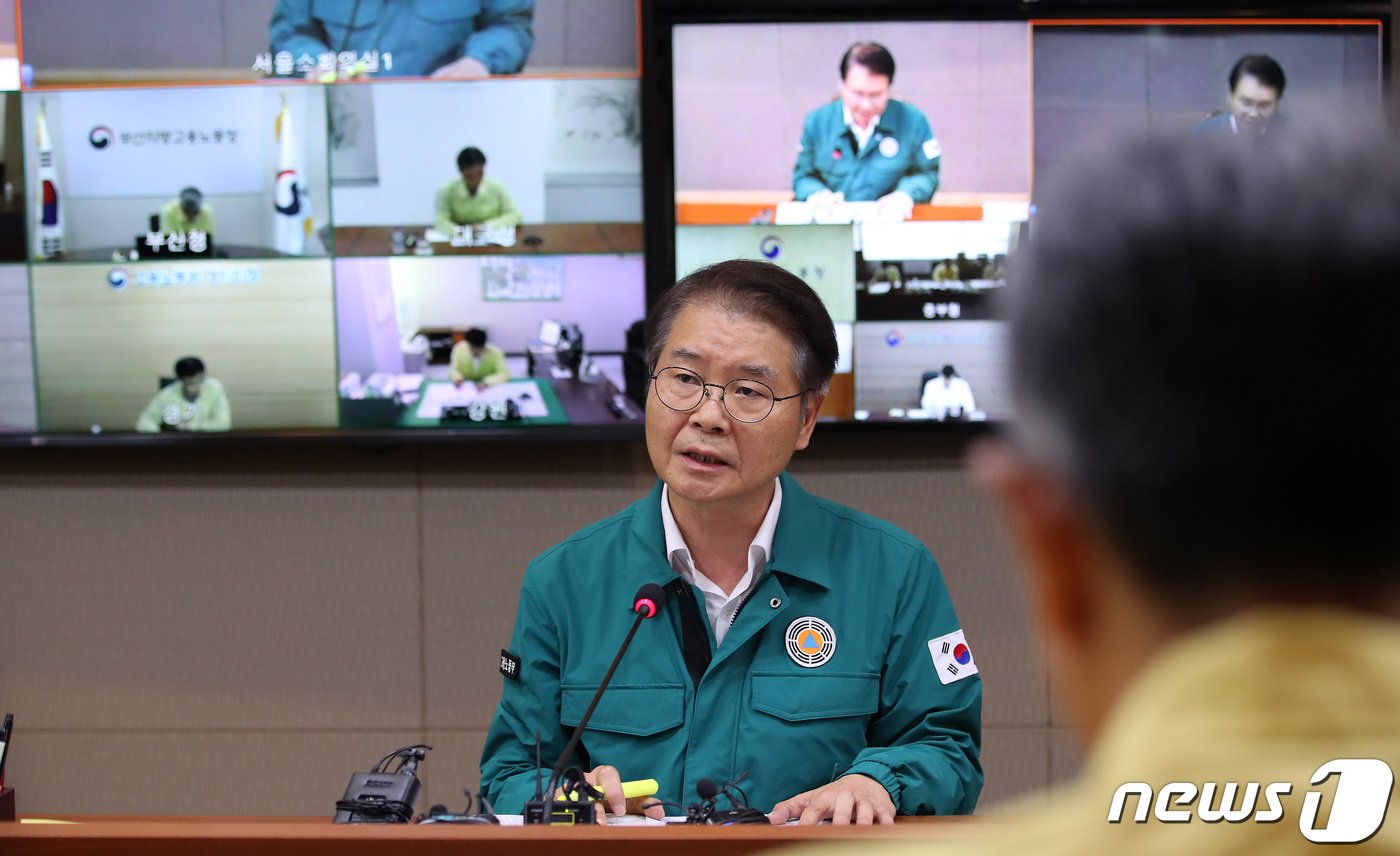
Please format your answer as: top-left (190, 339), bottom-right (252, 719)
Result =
top-left (697, 778), bottom-right (718, 800)
top-left (633, 582), bottom-right (668, 618)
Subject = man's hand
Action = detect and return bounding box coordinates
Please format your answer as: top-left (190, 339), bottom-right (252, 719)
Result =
top-left (578, 765), bottom-right (665, 825)
top-left (431, 56), bottom-right (491, 79)
top-left (876, 189), bottom-right (915, 220)
top-left (805, 188), bottom-right (844, 207)
top-left (768, 774), bottom-right (896, 825)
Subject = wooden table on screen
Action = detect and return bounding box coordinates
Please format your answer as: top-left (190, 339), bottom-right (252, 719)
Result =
top-left (674, 190), bottom-right (1030, 225)
top-left (332, 224), bottom-right (644, 257)
top-left (2, 814), bottom-right (981, 856)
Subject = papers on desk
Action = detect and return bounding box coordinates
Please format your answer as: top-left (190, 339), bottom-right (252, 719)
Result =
top-left (415, 380), bottom-right (549, 421)
top-left (493, 814), bottom-right (673, 826)
top-left (775, 200), bottom-right (901, 225)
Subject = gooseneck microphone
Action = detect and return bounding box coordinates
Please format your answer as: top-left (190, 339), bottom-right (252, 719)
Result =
top-left (523, 583), bottom-right (668, 825)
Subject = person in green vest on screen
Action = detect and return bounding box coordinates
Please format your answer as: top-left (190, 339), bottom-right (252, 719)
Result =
top-left (450, 328), bottom-right (510, 390)
top-left (434, 147), bottom-right (522, 235)
top-left (136, 356), bottom-right (231, 433)
top-left (158, 187), bottom-right (214, 236)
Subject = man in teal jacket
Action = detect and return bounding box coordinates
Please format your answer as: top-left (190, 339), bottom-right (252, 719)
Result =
top-left (793, 42), bottom-right (941, 216)
top-left (481, 259), bottom-right (982, 823)
top-left (270, 0), bottom-right (534, 78)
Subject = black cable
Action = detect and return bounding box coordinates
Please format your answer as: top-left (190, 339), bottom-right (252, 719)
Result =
top-left (334, 798), bottom-right (415, 823)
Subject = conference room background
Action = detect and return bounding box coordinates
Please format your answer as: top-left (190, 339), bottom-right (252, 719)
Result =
top-left (1, 0), bottom-right (1396, 816)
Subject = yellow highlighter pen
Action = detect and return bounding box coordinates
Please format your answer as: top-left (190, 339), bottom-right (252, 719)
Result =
top-left (562, 779), bottom-right (659, 801)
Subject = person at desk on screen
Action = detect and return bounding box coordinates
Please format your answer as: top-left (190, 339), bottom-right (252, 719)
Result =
top-left (921, 365), bottom-right (974, 420)
top-left (158, 187), bottom-right (214, 237)
top-left (793, 42), bottom-right (941, 220)
top-left (481, 260), bottom-right (982, 825)
top-left (135, 356), bottom-right (231, 433)
top-left (269, 0), bottom-right (534, 78)
top-left (789, 130), bottom-right (1400, 856)
top-left (450, 328), bottom-right (509, 390)
top-left (434, 147), bottom-right (522, 235)
top-left (1190, 54), bottom-right (1287, 138)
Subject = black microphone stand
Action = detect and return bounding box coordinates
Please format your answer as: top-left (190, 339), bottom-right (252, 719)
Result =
top-left (523, 584), bottom-right (666, 825)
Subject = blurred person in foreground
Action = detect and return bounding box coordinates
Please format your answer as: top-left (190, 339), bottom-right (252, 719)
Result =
top-left (786, 127), bottom-right (1400, 853)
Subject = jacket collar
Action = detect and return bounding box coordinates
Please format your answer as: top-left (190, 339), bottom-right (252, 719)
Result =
top-left (628, 472), bottom-right (832, 591)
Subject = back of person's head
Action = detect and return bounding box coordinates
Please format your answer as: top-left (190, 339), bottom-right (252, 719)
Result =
top-left (464, 328), bottom-right (488, 348)
top-left (456, 147), bottom-right (487, 170)
top-left (942, 364), bottom-right (956, 379)
top-left (625, 318), bottom-right (645, 351)
top-left (839, 42), bottom-right (895, 83)
top-left (1008, 126), bottom-right (1400, 612)
top-left (646, 260), bottom-right (838, 397)
top-left (1228, 53), bottom-right (1286, 96)
top-left (173, 356), bottom-right (205, 379)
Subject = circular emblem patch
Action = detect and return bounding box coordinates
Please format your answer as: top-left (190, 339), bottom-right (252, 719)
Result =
top-left (785, 617), bottom-right (836, 668)
top-left (879, 136), bottom-right (900, 158)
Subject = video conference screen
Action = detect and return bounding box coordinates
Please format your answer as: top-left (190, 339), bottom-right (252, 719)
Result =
top-left (0, 3), bottom-right (1389, 441)
top-left (0, 0), bottom-right (648, 441)
top-left (663, 12), bottom-right (1385, 425)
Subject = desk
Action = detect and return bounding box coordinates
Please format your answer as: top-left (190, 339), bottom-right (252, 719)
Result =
top-left (341, 377), bottom-right (641, 429)
top-left (47, 245), bottom-right (299, 262)
top-left (333, 224), bottom-right (644, 257)
top-left (398, 379), bottom-right (569, 428)
top-left (675, 191), bottom-right (1030, 225)
top-left (2, 814), bottom-right (980, 856)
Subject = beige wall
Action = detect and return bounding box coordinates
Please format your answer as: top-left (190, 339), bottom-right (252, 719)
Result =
top-left (32, 259), bottom-right (338, 432)
top-left (0, 432), bottom-right (1072, 816)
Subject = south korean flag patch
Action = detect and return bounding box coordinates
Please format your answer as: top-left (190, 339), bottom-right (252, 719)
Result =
top-left (928, 629), bottom-right (978, 685)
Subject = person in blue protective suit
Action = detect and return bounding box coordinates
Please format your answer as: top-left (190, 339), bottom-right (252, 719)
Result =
top-left (269, 0), bottom-right (534, 78)
top-left (481, 259), bottom-right (982, 825)
top-left (793, 42), bottom-right (942, 219)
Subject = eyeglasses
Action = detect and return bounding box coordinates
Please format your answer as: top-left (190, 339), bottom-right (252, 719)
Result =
top-left (649, 366), bottom-right (804, 423)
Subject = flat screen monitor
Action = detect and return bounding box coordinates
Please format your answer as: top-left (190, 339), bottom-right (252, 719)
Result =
top-left (642, 1), bottom-right (1388, 429)
top-left (0, 0), bottom-right (650, 445)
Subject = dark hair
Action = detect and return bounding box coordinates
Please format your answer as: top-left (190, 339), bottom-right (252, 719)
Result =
top-left (174, 356), bottom-right (205, 379)
top-left (942, 365), bottom-right (956, 379)
top-left (1228, 54), bottom-right (1286, 97)
top-left (456, 147), bottom-right (487, 170)
top-left (645, 260), bottom-right (838, 402)
top-left (839, 42), bottom-right (895, 83)
top-left (1008, 127), bottom-right (1400, 608)
top-left (464, 328), bottom-right (488, 348)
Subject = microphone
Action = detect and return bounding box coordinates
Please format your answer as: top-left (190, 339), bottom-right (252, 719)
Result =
top-left (523, 583), bottom-right (668, 825)
top-left (686, 771), bottom-right (769, 825)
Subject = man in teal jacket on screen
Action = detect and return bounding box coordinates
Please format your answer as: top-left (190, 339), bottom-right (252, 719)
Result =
top-left (270, 0), bottom-right (533, 78)
top-left (793, 42), bottom-right (941, 219)
top-left (480, 259), bottom-right (982, 824)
